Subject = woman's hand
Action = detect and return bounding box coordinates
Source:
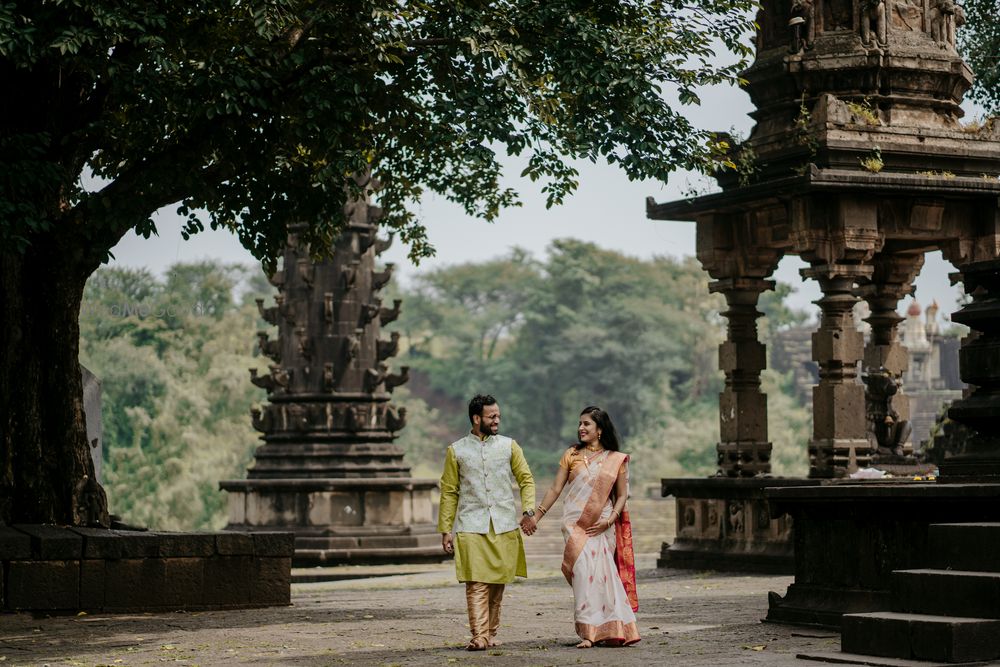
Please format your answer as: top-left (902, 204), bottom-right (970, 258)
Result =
top-left (584, 518), bottom-right (612, 537)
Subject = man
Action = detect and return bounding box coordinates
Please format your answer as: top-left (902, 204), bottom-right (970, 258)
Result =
top-left (438, 394), bottom-right (536, 651)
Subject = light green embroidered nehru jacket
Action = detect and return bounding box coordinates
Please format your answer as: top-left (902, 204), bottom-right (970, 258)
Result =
top-left (438, 433), bottom-right (535, 583)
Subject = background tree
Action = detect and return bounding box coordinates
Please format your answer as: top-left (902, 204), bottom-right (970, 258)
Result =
top-left (80, 263), bottom-right (270, 529)
top-left (959, 0), bottom-right (1000, 114)
top-left (0, 0), bottom-right (756, 524)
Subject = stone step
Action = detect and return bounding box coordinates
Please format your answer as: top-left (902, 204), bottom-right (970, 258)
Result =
top-left (927, 523), bottom-right (1000, 572)
top-left (841, 611), bottom-right (1000, 663)
top-left (892, 569), bottom-right (1000, 619)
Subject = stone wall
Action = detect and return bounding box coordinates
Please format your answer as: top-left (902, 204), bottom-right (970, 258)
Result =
top-left (0, 525), bottom-right (293, 613)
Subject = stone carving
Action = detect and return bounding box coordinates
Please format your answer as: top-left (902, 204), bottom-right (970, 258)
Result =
top-left (373, 235), bottom-right (393, 256)
top-left (372, 264), bottom-right (394, 291)
top-left (727, 501), bottom-right (745, 535)
top-left (249, 367), bottom-right (276, 391)
top-left (863, 368), bottom-right (913, 458)
top-left (250, 406), bottom-right (271, 432)
top-left (256, 298), bottom-right (280, 325)
top-left (929, 0), bottom-right (964, 47)
top-left (266, 269), bottom-right (284, 288)
top-left (270, 365), bottom-right (291, 388)
top-left (345, 405), bottom-right (361, 432)
top-left (364, 363), bottom-right (389, 392)
top-left (357, 228), bottom-right (376, 254)
top-left (385, 405), bottom-right (407, 432)
top-left (230, 178), bottom-right (412, 485)
top-left (789, 0), bottom-right (815, 52)
top-left (341, 258), bottom-right (359, 290)
top-left (377, 331), bottom-right (400, 361)
top-left (379, 299), bottom-right (402, 326)
top-left (343, 329), bottom-right (361, 365)
top-left (361, 300), bottom-right (381, 326)
top-left (892, 0), bottom-right (923, 30)
top-left (823, 0), bottom-right (853, 30)
top-left (296, 258), bottom-right (314, 287)
top-left (257, 332), bottom-right (281, 362)
top-left (860, 0), bottom-right (888, 45)
top-left (294, 326), bottom-right (312, 359)
top-left (384, 366), bottom-right (410, 392)
top-left (323, 292), bottom-right (334, 326)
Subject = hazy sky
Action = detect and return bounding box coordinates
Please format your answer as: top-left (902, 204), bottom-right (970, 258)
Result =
top-left (107, 73), bottom-right (979, 322)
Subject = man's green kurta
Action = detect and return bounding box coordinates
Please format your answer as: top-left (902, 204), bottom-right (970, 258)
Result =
top-left (438, 435), bottom-right (535, 583)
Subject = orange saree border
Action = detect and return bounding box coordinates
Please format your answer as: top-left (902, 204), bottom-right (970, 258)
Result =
top-left (560, 451), bottom-right (631, 589)
top-left (575, 619), bottom-right (641, 646)
top-left (615, 507), bottom-right (639, 612)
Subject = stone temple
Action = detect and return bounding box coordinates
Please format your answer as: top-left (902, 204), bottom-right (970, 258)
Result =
top-left (650, 0), bottom-right (1000, 660)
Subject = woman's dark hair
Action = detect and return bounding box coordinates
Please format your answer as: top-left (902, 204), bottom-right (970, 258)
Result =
top-left (575, 406), bottom-right (620, 451)
top-left (468, 394), bottom-right (498, 424)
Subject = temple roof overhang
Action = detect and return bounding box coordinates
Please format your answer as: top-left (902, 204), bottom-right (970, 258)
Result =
top-left (647, 166), bottom-right (1000, 223)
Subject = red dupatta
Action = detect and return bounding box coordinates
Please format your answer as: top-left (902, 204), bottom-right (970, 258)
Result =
top-left (560, 451), bottom-right (639, 612)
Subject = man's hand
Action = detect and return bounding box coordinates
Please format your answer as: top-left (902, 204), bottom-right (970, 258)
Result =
top-left (520, 514), bottom-right (537, 536)
top-left (442, 532), bottom-right (454, 555)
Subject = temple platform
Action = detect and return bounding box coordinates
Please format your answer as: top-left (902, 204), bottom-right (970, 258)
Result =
top-left (764, 481), bottom-right (1000, 629)
top-left (658, 477), bottom-right (817, 574)
top-left (0, 525), bottom-right (294, 613)
top-left (220, 477), bottom-right (444, 566)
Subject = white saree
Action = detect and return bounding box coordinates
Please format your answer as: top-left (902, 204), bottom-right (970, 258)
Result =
top-left (560, 450), bottom-right (640, 645)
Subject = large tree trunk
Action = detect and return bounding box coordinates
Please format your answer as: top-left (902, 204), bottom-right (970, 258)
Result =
top-left (0, 240), bottom-right (109, 526)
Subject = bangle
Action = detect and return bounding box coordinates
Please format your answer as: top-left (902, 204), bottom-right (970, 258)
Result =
top-left (536, 505), bottom-right (548, 516)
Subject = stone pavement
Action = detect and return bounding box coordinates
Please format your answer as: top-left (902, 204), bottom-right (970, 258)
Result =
top-left (0, 554), bottom-right (850, 667)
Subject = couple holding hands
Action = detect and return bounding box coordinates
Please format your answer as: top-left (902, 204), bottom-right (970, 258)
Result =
top-left (438, 394), bottom-right (639, 650)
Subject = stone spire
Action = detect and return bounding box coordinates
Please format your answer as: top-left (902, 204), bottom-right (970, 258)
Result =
top-left (247, 186), bottom-right (409, 479)
top-left (221, 178), bottom-right (441, 566)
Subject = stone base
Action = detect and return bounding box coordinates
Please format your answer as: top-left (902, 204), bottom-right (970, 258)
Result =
top-left (658, 477), bottom-right (818, 574)
top-left (764, 481), bottom-right (1000, 628)
top-left (0, 525), bottom-right (294, 613)
top-left (219, 477), bottom-right (446, 565)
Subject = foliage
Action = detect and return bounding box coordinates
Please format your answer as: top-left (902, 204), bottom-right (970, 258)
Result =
top-left (393, 240), bottom-right (812, 478)
top-left (1, 0), bottom-right (758, 268)
top-left (80, 262), bottom-right (270, 529)
top-left (859, 146), bottom-right (884, 173)
top-left (959, 0), bottom-right (1000, 114)
top-left (79, 251), bottom-right (812, 529)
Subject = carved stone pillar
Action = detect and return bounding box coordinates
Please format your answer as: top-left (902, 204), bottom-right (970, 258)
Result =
top-left (711, 277), bottom-right (775, 477)
top-left (802, 262), bottom-right (874, 477)
top-left (939, 259), bottom-right (1000, 480)
top-left (856, 252), bottom-right (924, 459)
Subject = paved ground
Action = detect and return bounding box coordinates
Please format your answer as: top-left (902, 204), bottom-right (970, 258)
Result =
top-left (0, 554), bottom-right (848, 667)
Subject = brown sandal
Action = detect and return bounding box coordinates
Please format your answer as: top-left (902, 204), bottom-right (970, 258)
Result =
top-left (467, 637), bottom-right (489, 651)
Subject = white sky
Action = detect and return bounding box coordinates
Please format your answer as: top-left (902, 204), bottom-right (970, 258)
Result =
top-left (107, 76), bottom-right (982, 323)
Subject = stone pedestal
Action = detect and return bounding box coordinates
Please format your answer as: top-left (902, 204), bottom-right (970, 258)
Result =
top-left (659, 478), bottom-right (816, 574)
top-left (223, 478), bottom-right (441, 564)
top-left (764, 482), bottom-right (1000, 628)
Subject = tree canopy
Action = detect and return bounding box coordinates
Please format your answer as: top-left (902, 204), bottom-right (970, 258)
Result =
top-left (959, 0), bottom-right (1000, 114)
top-left (1, 0), bottom-right (758, 525)
top-left (2, 0), bottom-right (756, 267)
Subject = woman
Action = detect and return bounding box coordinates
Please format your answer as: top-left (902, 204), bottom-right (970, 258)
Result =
top-left (531, 406), bottom-right (639, 647)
